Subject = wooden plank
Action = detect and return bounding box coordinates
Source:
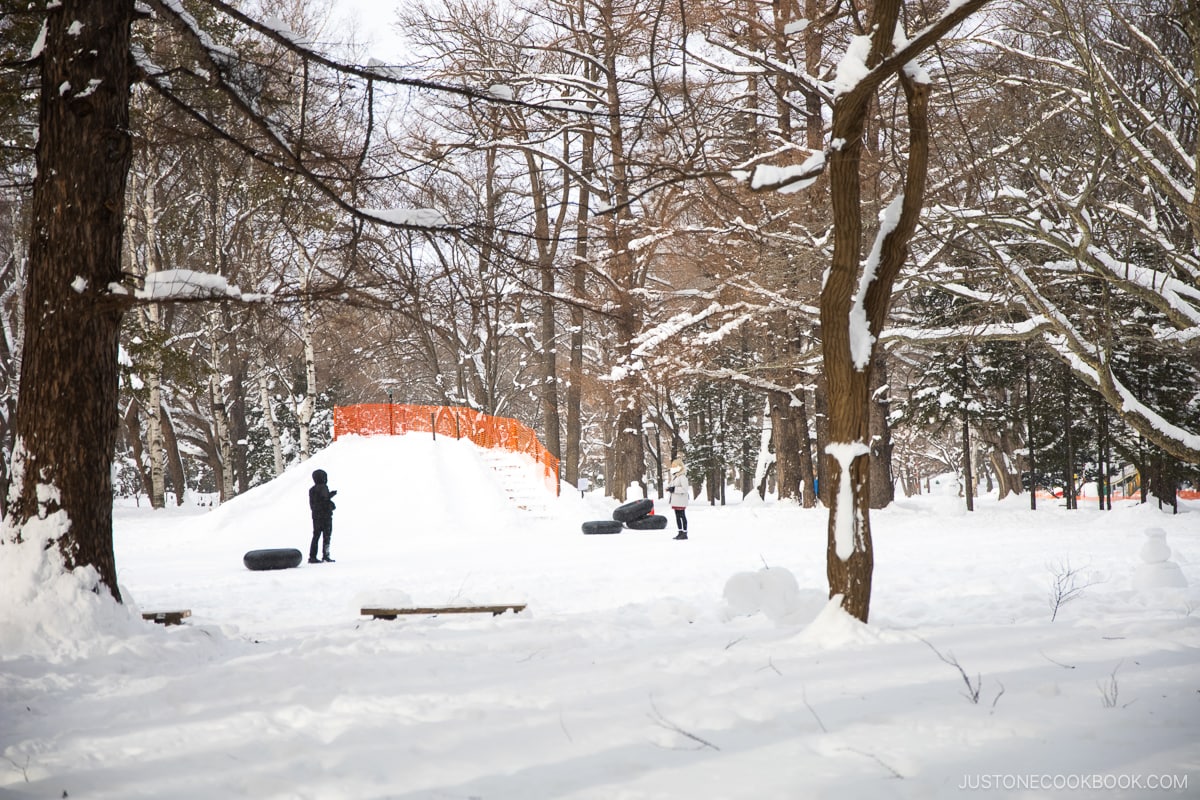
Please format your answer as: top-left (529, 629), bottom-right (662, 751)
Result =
top-left (362, 605), bottom-right (526, 620)
top-left (142, 610), bottom-right (191, 626)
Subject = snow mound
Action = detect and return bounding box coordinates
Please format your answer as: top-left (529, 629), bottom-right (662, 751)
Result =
top-left (794, 595), bottom-right (883, 648)
top-left (0, 534), bottom-right (145, 662)
top-left (722, 566), bottom-right (808, 622)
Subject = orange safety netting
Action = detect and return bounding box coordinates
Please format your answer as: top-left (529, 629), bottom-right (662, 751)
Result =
top-left (1035, 489), bottom-right (1200, 501)
top-left (333, 404), bottom-right (560, 496)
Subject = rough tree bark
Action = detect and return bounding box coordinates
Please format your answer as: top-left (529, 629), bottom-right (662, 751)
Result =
top-left (868, 351), bottom-right (894, 509)
top-left (769, 388), bottom-right (817, 507)
top-left (4, 0), bottom-right (135, 600)
top-left (769, 390), bottom-right (803, 501)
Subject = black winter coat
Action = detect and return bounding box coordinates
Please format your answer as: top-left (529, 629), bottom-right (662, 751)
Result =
top-left (309, 469), bottom-right (337, 520)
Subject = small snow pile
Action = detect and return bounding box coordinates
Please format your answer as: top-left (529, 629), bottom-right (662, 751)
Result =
top-left (795, 595), bottom-right (882, 648)
top-left (0, 530), bottom-right (144, 662)
top-left (1134, 527), bottom-right (1188, 590)
top-left (722, 566), bottom-right (804, 622)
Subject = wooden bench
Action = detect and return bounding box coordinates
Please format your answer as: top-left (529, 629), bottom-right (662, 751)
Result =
top-left (362, 605), bottom-right (526, 620)
top-left (142, 610), bottom-right (191, 626)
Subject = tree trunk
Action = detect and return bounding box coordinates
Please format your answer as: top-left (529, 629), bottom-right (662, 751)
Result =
top-left (257, 360), bottom-right (286, 478)
top-left (962, 413), bottom-right (974, 512)
top-left (819, 0), bottom-right (949, 621)
top-left (981, 446), bottom-right (994, 494)
top-left (297, 294), bottom-right (317, 462)
top-left (610, 402), bottom-right (645, 502)
top-left (144, 345), bottom-right (167, 508)
top-left (160, 403), bottom-right (187, 505)
top-left (519, 140), bottom-right (566, 464)
top-left (133, 173), bottom-right (167, 508)
top-left (208, 309), bottom-right (235, 502)
top-left (769, 390), bottom-right (801, 501)
top-left (1098, 400), bottom-right (1111, 510)
top-left (1025, 345), bottom-right (1037, 510)
top-left (768, 387), bottom-right (816, 507)
top-left (813, 377), bottom-right (830, 506)
top-left (123, 402), bottom-right (152, 500)
top-left (539, 267), bottom-right (561, 463)
top-left (796, 387), bottom-right (817, 508)
top-left (600, 1), bottom-right (644, 502)
top-left (564, 115), bottom-right (594, 489)
top-left (986, 430), bottom-right (1022, 501)
top-left (5, 0), bottom-right (135, 600)
top-left (868, 351), bottom-right (894, 509)
top-left (224, 308), bottom-right (250, 495)
top-left (803, 0), bottom-right (823, 150)
top-left (1063, 380), bottom-right (1075, 509)
top-left (740, 385), bottom-right (754, 497)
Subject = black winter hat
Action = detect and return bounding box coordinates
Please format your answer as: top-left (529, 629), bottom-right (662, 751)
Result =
top-left (312, 469), bottom-right (328, 484)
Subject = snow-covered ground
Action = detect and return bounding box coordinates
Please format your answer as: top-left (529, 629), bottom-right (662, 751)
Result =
top-left (2, 434), bottom-right (1198, 799)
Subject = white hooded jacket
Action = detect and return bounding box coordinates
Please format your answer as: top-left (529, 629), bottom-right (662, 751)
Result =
top-left (667, 470), bottom-right (689, 508)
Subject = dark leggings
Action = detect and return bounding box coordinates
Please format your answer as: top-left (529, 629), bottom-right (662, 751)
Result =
top-left (310, 519), bottom-right (332, 559)
top-left (673, 508), bottom-right (687, 533)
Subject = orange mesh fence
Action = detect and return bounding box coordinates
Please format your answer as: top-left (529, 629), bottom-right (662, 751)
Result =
top-left (1036, 489), bottom-right (1200, 501)
top-left (333, 404), bottom-right (560, 495)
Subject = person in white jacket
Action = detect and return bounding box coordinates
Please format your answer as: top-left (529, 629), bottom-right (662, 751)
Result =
top-left (666, 459), bottom-right (689, 540)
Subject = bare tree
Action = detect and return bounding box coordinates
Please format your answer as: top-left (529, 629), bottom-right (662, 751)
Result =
top-left (749, 0), bottom-right (990, 621)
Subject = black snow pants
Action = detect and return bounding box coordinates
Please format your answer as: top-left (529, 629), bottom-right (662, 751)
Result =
top-left (310, 517), bottom-right (332, 560)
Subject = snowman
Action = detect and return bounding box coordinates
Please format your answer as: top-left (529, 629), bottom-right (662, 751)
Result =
top-left (1133, 527), bottom-right (1188, 590)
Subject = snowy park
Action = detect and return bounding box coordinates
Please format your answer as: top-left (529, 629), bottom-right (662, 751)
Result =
top-left (2, 434), bottom-right (1197, 799)
top-left (2, 2), bottom-right (1198, 799)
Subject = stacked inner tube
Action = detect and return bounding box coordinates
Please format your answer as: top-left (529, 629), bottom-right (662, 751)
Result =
top-left (581, 498), bottom-right (668, 533)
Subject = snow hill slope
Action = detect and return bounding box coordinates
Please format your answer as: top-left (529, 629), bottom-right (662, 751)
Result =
top-left (115, 434), bottom-right (608, 632)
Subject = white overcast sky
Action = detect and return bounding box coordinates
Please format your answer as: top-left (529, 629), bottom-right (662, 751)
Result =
top-left (329, 0), bottom-right (405, 63)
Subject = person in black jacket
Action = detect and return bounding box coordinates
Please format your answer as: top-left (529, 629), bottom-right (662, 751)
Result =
top-left (308, 469), bottom-right (337, 563)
